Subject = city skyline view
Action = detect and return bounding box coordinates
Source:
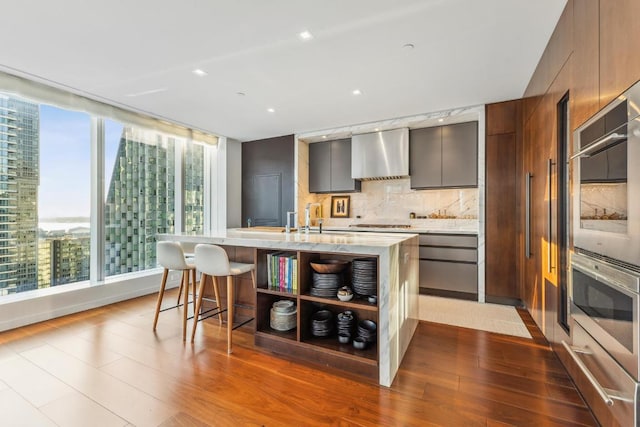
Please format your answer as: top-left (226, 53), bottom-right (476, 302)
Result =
top-left (0, 91), bottom-right (205, 295)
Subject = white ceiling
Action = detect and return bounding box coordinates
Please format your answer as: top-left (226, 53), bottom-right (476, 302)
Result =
top-left (0, 0), bottom-right (566, 142)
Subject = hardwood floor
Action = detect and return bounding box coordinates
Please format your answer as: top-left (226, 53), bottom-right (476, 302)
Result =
top-left (0, 292), bottom-right (596, 426)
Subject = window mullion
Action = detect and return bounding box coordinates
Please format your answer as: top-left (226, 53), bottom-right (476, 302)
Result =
top-left (90, 117), bottom-right (105, 283)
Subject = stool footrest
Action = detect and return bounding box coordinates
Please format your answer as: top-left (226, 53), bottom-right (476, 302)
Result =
top-left (232, 317), bottom-right (254, 330)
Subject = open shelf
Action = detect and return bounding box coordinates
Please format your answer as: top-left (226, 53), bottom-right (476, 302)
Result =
top-left (255, 328), bottom-right (297, 342)
top-left (301, 335), bottom-right (377, 363)
top-left (256, 287), bottom-right (298, 297)
top-left (299, 293), bottom-right (378, 312)
top-left (253, 248), bottom-right (380, 381)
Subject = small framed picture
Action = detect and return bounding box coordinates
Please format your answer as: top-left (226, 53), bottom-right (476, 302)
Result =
top-left (331, 195), bottom-right (350, 218)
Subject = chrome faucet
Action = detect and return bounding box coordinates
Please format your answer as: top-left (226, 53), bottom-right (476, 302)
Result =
top-left (286, 211), bottom-right (298, 234)
top-left (304, 202), bottom-right (322, 233)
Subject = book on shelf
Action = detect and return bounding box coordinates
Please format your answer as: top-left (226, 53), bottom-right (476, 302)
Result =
top-left (266, 252), bottom-right (297, 293)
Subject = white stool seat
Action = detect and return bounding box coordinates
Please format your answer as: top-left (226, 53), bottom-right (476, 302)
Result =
top-left (191, 244), bottom-right (256, 353)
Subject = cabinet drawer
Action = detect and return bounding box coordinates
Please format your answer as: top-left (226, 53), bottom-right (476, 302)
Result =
top-left (419, 234), bottom-right (477, 248)
top-left (419, 246), bottom-right (477, 262)
top-left (419, 260), bottom-right (477, 293)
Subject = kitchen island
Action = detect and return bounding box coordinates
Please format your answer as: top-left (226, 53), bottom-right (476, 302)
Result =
top-left (158, 229), bottom-right (419, 387)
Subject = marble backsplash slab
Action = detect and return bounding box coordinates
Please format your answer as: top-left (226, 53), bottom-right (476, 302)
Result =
top-left (303, 178), bottom-right (478, 228)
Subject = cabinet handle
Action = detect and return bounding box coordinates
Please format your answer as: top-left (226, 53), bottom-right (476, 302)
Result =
top-left (569, 132), bottom-right (626, 160)
top-left (561, 341), bottom-right (614, 406)
top-left (525, 172), bottom-right (532, 259)
top-left (547, 159), bottom-right (555, 273)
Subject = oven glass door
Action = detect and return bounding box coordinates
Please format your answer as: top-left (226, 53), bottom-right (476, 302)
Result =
top-left (573, 268), bottom-right (634, 352)
top-left (578, 116), bottom-right (628, 235)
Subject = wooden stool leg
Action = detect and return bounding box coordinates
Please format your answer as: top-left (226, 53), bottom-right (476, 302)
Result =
top-left (176, 271), bottom-right (184, 305)
top-left (212, 276), bottom-right (222, 325)
top-left (182, 270), bottom-right (189, 341)
top-left (190, 273), bottom-right (208, 342)
top-left (153, 268), bottom-right (169, 330)
top-left (191, 269), bottom-right (197, 307)
top-left (227, 275), bottom-right (234, 354)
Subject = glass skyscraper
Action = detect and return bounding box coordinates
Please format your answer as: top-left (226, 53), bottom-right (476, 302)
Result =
top-left (0, 95), bottom-right (39, 295)
top-left (104, 129), bottom-right (176, 276)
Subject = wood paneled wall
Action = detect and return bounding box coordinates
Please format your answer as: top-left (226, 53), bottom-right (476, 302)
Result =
top-left (518, 0), bottom-right (640, 338)
top-left (485, 100), bottom-right (522, 304)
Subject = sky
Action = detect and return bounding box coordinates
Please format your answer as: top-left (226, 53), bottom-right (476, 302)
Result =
top-left (38, 105), bottom-right (123, 219)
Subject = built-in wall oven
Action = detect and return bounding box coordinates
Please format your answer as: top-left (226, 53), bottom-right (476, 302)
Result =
top-left (572, 80), bottom-right (640, 266)
top-left (566, 251), bottom-right (640, 426)
top-left (568, 79), bottom-right (640, 426)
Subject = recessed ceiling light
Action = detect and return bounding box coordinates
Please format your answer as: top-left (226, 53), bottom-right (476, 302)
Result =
top-left (236, 92), bottom-right (246, 97)
top-left (192, 68), bottom-right (208, 77)
top-left (374, 128), bottom-right (380, 132)
top-left (267, 108), bottom-right (275, 113)
top-left (322, 135), bottom-right (327, 139)
top-left (299, 30), bottom-right (314, 40)
top-left (438, 118), bottom-right (444, 122)
top-left (402, 43), bottom-right (415, 50)
top-left (352, 89), bottom-right (362, 96)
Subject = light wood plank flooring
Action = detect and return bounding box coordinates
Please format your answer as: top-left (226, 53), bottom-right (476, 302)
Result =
top-left (0, 291), bottom-right (596, 426)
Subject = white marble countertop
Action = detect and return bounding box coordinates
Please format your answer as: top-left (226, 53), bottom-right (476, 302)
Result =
top-left (158, 229), bottom-right (417, 255)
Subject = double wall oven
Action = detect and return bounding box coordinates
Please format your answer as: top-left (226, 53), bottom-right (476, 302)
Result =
top-left (567, 80), bottom-right (640, 426)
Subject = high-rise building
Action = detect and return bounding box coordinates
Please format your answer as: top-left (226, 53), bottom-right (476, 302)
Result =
top-left (38, 228), bottom-right (90, 287)
top-left (0, 95), bottom-right (39, 295)
top-left (104, 129), bottom-right (176, 276)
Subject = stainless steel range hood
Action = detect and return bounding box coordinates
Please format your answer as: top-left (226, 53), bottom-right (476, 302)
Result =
top-left (351, 128), bottom-right (409, 180)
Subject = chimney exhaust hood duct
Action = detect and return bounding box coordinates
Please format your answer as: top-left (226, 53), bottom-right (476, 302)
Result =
top-left (351, 128), bottom-right (409, 180)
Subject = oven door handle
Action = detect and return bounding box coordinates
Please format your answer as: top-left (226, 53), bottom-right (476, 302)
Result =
top-left (569, 132), bottom-right (626, 159)
top-left (562, 341), bottom-right (614, 406)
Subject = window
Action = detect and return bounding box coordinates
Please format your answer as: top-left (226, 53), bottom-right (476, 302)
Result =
top-left (184, 140), bottom-right (205, 233)
top-left (0, 72), bottom-right (217, 298)
top-left (104, 121), bottom-right (176, 276)
top-left (0, 96), bottom-right (91, 295)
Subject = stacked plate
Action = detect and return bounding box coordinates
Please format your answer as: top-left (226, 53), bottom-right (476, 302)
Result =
top-left (310, 272), bottom-right (341, 298)
top-left (352, 258), bottom-right (377, 296)
top-left (357, 319), bottom-right (377, 343)
top-left (270, 300), bottom-right (296, 331)
top-left (336, 310), bottom-right (356, 338)
top-left (311, 310), bottom-right (334, 337)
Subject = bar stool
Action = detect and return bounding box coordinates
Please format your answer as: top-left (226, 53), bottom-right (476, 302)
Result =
top-left (153, 241), bottom-right (197, 341)
top-left (191, 244), bottom-right (256, 353)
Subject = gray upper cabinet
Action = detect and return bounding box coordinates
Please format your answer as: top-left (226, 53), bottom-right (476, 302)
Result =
top-left (410, 121), bottom-right (478, 189)
top-left (409, 127), bottom-right (442, 188)
top-left (309, 139), bottom-right (361, 193)
top-left (309, 141), bottom-right (331, 193)
top-left (442, 122), bottom-right (478, 187)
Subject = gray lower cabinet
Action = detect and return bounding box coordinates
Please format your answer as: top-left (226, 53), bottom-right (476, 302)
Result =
top-left (410, 122), bottom-right (478, 189)
top-left (419, 233), bottom-right (478, 297)
top-left (309, 139), bottom-right (361, 193)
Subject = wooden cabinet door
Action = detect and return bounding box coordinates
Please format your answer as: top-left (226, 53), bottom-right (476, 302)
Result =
top-left (409, 126), bottom-right (442, 188)
top-left (308, 141), bottom-right (331, 193)
top-left (442, 122), bottom-right (478, 187)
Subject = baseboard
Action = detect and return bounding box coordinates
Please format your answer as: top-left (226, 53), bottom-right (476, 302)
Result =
top-left (419, 287), bottom-right (478, 301)
top-left (485, 295), bottom-right (523, 307)
top-left (0, 271), bottom-right (180, 332)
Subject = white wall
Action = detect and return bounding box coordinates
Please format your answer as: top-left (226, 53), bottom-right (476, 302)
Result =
top-left (226, 138), bottom-right (242, 228)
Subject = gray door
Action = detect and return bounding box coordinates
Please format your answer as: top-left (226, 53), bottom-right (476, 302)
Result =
top-left (309, 142), bottom-right (331, 192)
top-left (410, 126), bottom-right (442, 188)
top-left (442, 121), bottom-right (478, 187)
top-left (249, 173), bottom-right (281, 226)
